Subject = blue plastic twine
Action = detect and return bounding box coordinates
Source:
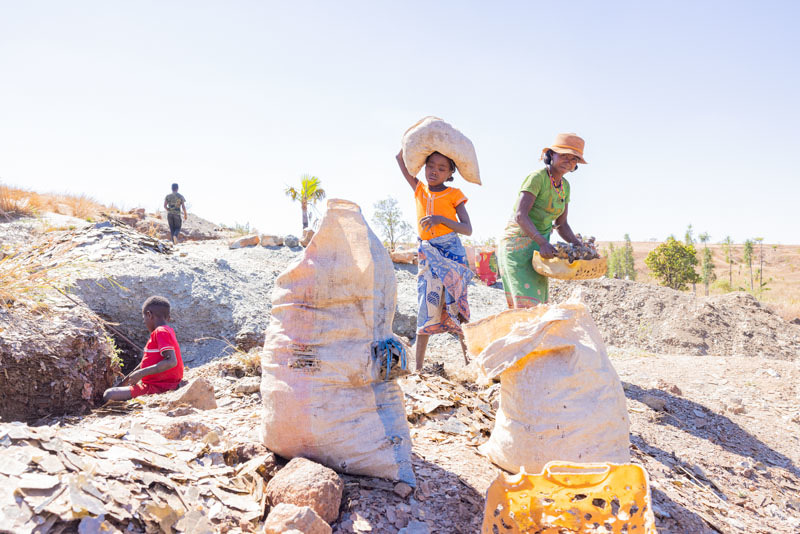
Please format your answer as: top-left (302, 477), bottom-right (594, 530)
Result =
top-left (374, 338), bottom-right (407, 380)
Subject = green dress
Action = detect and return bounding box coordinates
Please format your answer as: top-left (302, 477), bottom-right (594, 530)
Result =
top-left (497, 168), bottom-right (570, 307)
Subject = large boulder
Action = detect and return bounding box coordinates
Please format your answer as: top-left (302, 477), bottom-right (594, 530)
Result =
top-left (260, 235), bottom-right (284, 247)
top-left (300, 229), bottom-right (315, 248)
top-left (0, 305), bottom-right (119, 420)
top-left (390, 248), bottom-right (417, 264)
top-left (229, 234), bottom-right (260, 249)
top-left (168, 378), bottom-right (217, 410)
top-left (265, 458), bottom-right (344, 524)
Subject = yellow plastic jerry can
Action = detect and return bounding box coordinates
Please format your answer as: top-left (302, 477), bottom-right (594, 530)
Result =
top-left (483, 462), bottom-right (657, 533)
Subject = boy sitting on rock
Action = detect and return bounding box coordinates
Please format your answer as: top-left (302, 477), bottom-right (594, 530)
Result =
top-left (103, 296), bottom-right (184, 402)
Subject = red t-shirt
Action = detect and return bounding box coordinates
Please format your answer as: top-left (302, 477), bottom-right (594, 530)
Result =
top-left (141, 325), bottom-right (183, 385)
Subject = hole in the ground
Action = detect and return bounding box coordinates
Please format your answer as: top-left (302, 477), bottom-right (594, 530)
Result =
top-left (106, 327), bottom-right (142, 374)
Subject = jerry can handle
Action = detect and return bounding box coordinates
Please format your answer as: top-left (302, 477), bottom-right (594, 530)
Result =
top-left (542, 462), bottom-right (612, 487)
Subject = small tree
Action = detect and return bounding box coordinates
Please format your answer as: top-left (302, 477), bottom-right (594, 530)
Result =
top-left (285, 175), bottom-right (326, 229)
top-left (701, 247), bottom-right (716, 295)
top-left (685, 224), bottom-right (694, 245)
top-left (372, 197), bottom-right (413, 251)
top-left (743, 239), bottom-right (754, 290)
top-left (622, 234), bottom-right (636, 280)
top-left (606, 237), bottom-right (635, 280)
top-left (721, 236), bottom-right (734, 285)
top-left (698, 232), bottom-right (714, 295)
top-left (754, 237), bottom-right (764, 290)
top-left (605, 243), bottom-right (619, 277)
top-left (644, 237), bottom-right (701, 291)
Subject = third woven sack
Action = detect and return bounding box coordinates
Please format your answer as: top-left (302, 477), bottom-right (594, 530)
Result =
top-left (463, 291), bottom-right (630, 473)
top-left (261, 199), bottom-right (414, 485)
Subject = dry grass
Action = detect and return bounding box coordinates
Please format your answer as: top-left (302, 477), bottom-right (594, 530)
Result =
top-left (0, 241), bottom-right (77, 308)
top-left (0, 184), bottom-right (107, 220)
top-left (231, 348), bottom-right (261, 376)
top-left (0, 185), bottom-right (42, 219)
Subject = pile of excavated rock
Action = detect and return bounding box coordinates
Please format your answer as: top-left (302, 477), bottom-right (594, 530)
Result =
top-left (40, 219), bottom-right (173, 263)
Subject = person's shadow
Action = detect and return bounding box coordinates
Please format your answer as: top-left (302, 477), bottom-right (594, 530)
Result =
top-left (623, 382), bottom-right (798, 479)
top-left (333, 453), bottom-right (485, 534)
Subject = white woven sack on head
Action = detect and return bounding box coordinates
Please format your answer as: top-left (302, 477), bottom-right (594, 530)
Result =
top-left (401, 116), bottom-right (481, 185)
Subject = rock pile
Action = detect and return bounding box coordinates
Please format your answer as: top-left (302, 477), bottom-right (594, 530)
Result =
top-left (230, 233), bottom-right (308, 250)
top-left (549, 278), bottom-right (800, 359)
top-left (43, 219), bottom-right (173, 263)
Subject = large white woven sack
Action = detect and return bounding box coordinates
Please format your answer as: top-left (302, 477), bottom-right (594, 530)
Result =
top-left (402, 116), bottom-right (481, 185)
top-left (463, 291), bottom-right (630, 473)
top-left (261, 198), bottom-right (415, 485)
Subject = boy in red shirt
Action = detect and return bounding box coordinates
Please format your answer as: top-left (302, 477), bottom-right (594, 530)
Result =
top-left (103, 296), bottom-right (184, 402)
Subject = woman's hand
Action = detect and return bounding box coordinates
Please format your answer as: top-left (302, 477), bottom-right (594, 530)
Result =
top-left (420, 215), bottom-right (445, 233)
top-left (538, 242), bottom-right (558, 259)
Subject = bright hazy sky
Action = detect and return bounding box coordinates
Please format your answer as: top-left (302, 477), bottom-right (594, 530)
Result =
top-left (2, 1), bottom-right (798, 244)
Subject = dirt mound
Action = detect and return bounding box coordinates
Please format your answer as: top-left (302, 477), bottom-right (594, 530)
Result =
top-left (0, 304), bottom-right (119, 421)
top-left (549, 278), bottom-right (800, 359)
top-left (133, 212), bottom-right (226, 241)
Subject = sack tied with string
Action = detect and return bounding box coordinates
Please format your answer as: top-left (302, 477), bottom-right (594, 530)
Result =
top-left (260, 199), bottom-right (415, 485)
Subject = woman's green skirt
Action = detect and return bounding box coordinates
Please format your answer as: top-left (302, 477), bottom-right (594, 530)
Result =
top-left (496, 222), bottom-right (550, 308)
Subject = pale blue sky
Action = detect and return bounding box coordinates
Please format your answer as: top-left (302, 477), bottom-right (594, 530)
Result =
top-left (1, 1), bottom-right (798, 243)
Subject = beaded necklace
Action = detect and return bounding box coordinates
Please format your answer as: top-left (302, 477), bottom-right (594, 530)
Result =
top-left (547, 167), bottom-right (566, 202)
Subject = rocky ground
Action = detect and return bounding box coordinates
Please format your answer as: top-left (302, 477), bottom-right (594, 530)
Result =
top-left (1, 213), bottom-right (799, 533)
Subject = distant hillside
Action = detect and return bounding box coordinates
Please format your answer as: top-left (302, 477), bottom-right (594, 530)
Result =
top-left (598, 240), bottom-right (800, 321)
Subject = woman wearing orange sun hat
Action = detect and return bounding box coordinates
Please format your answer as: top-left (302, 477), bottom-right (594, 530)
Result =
top-left (496, 133), bottom-right (588, 308)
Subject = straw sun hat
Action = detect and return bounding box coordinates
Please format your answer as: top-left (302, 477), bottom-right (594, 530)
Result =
top-left (540, 133), bottom-right (587, 164)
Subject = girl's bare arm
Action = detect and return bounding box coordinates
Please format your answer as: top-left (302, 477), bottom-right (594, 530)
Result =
top-left (396, 150), bottom-right (419, 191)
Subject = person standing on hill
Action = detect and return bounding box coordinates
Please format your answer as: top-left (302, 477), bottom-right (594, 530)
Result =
top-left (164, 183), bottom-right (187, 244)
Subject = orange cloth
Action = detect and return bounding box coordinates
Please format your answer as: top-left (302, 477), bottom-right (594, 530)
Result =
top-left (414, 182), bottom-right (467, 240)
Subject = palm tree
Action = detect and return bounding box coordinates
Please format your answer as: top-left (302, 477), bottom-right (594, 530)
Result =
top-left (285, 175), bottom-right (326, 229)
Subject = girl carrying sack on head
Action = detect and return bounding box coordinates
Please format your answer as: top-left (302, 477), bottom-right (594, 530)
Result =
top-left (396, 117), bottom-right (481, 372)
